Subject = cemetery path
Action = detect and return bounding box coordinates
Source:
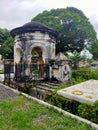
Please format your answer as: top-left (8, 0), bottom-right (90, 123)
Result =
top-left (0, 84), bottom-right (18, 101)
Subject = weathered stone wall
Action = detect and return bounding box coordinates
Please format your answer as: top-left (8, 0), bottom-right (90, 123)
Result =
top-left (49, 61), bottom-right (71, 82)
top-left (14, 31), bottom-right (56, 64)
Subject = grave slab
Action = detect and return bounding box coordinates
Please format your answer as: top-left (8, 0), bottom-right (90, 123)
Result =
top-left (57, 80), bottom-right (98, 104)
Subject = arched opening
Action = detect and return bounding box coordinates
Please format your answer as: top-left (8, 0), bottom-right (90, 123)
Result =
top-left (31, 46), bottom-right (44, 64)
top-left (30, 46), bottom-right (46, 79)
top-left (14, 48), bottom-right (23, 81)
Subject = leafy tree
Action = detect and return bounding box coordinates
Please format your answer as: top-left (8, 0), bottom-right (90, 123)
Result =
top-left (0, 29), bottom-right (11, 45)
top-left (32, 7), bottom-right (97, 53)
top-left (0, 28), bottom-right (13, 59)
top-left (88, 39), bottom-right (98, 60)
top-left (69, 53), bottom-right (87, 69)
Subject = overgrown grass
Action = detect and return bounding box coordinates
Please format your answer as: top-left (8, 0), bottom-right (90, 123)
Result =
top-left (0, 96), bottom-right (94, 130)
top-left (47, 68), bottom-right (98, 124)
top-left (53, 68), bottom-right (98, 92)
top-left (72, 68), bottom-right (98, 83)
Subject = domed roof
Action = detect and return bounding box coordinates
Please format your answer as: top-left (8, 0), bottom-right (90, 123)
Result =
top-left (10, 22), bottom-right (58, 38)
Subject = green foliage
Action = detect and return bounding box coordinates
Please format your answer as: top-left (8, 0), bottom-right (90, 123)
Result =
top-left (78, 101), bottom-right (98, 123)
top-left (0, 96), bottom-right (92, 130)
top-left (32, 70), bottom-right (39, 74)
top-left (89, 39), bottom-right (98, 60)
top-left (54, 82), bottom-right (70, 91)
top-left (70, 53), bottom-right (87, 69)
top-left (50, 92), bottom-right (80, 114)
top-left (93, 100), bottom-right (98, 123)
top-left (32, 7), bottom-right (97, 53)
top-left (27, 82), bottom-right (37, 88)
top-left (0, 28), bottom-right (11, 45)
top-left (49, 92), bottom-right (98, 124)
top-left (0, 28), bottom-right (13, 59)
top-left (48, 68), bottom-right (98, 124)
top-left (78, 104), bottom-right (94, 120)
top-left (72, 68), bottom-right (98, 81)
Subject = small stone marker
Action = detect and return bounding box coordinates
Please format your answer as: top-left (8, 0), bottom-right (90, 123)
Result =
top-left (57, 80), bottom-right (98, 104)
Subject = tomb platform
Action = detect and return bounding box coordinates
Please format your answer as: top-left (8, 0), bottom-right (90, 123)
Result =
top-left (57, 79), bottom-right (98, 104)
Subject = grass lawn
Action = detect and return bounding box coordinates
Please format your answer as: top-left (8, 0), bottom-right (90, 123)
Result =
top-left (0, 96), bottom-right (94, 130)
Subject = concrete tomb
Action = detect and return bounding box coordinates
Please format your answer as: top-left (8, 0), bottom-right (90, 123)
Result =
top-left (58, 79), bottom-right (98, 104)
top-left (10, 22), bottom-right (71, 82)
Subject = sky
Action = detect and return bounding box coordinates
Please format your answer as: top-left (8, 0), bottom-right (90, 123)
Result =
top-left (0, 0), bottom-right (98, 37)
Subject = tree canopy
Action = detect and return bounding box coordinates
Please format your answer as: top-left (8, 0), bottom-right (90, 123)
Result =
top-left (88, 39), bottom-right (98, 60)
top-left (0, 29), bottom-right (11, 45)
top-left (32, 7), bottom-right (97, 54)
top-left (0, 28), bottom-right (13, 59)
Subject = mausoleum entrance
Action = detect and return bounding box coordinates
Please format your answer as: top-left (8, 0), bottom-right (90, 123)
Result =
top-left (30, 46), bottom-right (46, 80)
top-left (31, 46), bottom-right (44, 64)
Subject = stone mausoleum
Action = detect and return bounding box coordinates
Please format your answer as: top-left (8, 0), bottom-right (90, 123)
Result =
top-left (11, 22), bottom-right (71, 82)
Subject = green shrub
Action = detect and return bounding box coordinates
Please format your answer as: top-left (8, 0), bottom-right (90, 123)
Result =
top-left (72, 68), bottom-right (98, 82)
top-left (78, 104), bottom-right (94, 120)
top-left (78, 101), bottom-right (98, 124)
top-left (49, 92), bottom-right (98, 124)
top-left (93, 100), bottom-right (98, 123)
top-left (49, 92), bottom-right (80, 114)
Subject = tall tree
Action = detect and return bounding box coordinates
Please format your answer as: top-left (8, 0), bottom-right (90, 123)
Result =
top-left (0, 29), bottom-right (11, 45)
top-left (0, 28), bottom-right (13, 59)
top-left (32, 7), bottom-right (97, 53)
top-left (88, 39), bottom-right (98, 60)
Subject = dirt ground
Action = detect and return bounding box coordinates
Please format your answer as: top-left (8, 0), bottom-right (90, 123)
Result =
top-left (0, 83), bottom-right (18, 101)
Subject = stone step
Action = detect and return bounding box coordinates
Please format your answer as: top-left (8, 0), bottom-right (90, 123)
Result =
top-left (40, 83), bottom-right (58, 89)
top-left (30, 87), bottom-right (53, 100)
top-left (46, 82), bottom-right (61, 87)
top-left (37, 85), bottom-right (54, 92)
top-left (30, 87), bottom-right (46, 100)
top-left (29, 81), bottom-right (61, 100)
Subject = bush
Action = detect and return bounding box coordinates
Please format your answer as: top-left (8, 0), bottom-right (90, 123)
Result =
top-left (78, 101), bottom-right (98, 124)
top-left (49, 92), bottom-right (80, 114)
top-left (49, 92), bottom-right (98, 124)
top-left (72, 68), bottom-right (98, 82)
top-left (78, 104), bottom-right (94, 120)
top-left (93, 100), bottom-right (98, 123)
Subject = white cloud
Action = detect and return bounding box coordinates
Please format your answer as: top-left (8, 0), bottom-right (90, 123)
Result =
top-left (20, 0), bottom-right (39, 8)
top-left (0, 0), bottom-right (98, 37)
